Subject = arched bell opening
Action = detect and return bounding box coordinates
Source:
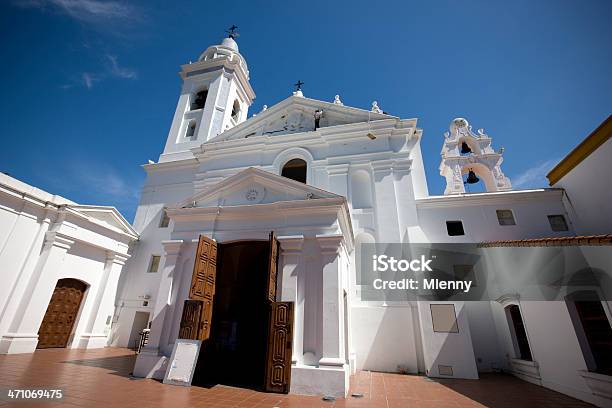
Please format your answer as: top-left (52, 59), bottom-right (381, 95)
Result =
top-left (458, 137), bottom-right (480, 156)
top-left (461, 164), bottom-right (495, 193)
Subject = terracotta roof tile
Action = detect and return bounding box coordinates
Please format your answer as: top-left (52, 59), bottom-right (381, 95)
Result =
top-left (478, 234), bottom-right (612, 248)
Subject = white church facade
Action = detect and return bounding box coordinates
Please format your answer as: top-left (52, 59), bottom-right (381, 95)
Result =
top-left (1, 32), bottom-right (611, 406)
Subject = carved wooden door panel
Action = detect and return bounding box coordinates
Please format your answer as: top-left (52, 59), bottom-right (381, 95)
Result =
top-left (178, 300), bottom-right (202, 340)
top-left (264, 301), bottom-right (294, 393)
top-left (266, 231), bottom-right (280, 302)
top-left (38, 279), bottom-right (87, 349)
top-left (188, 235), bottom-right (217, 340)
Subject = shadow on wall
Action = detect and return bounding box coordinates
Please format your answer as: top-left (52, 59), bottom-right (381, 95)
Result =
top-left (359, 306), bottom-right (417, 373)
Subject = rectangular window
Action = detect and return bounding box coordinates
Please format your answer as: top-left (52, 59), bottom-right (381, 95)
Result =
top-left (496, 209), bottom-right (516, 226)
top-left (148, 255), bottom-right (161, 273)
top-left (574, 300), bottom-right (612, 375)
top-left (548, 214), bottom-right (569, 231)
top-left (185, 120), bottom-right (196, 139)
top-left (159, 209), bottom-right (170, 228)
top-left (446, 221), bottom-right (465, 236)
top-left (431, 304), bottom-right (459, 333)
top-left (506, 304), bottom-right (532, 361)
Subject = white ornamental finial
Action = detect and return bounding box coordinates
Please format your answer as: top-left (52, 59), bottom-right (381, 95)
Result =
top-left (371, 101), bottom-right (382, 113)
top-left (333, 95), bottom-right (343, 105)
top-left (262, 105), bottom-right (267, 111)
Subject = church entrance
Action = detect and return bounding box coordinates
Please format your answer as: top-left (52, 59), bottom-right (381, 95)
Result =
top-left (37, 278), bottom-right (88, 349)
top-left (179, 233), bottom-right (294, 393)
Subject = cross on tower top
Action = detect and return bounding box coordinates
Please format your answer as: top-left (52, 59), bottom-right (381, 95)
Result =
top-left (226, 25), bottom-right (239, 39)
top-left (294, 80), bottom-right (304, 91)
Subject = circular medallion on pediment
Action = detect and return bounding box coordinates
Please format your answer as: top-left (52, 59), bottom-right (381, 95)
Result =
top-left (245, 186), bottom-right (265, 203)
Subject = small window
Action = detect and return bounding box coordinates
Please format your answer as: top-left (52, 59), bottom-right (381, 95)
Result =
top-left (159, 209), bottom-right (170, 228)
top-left (446, 221), bottom-right (465, 236)
top-left (148, 255), bottom-right (161, 273)
top-left (496, 209), bottom-right (516, 226)
top-left (431, 304), bottom-right (459, 333)
top-left (231, 100), bottom-right (240, 121)
top-left (506, 304), bottom-right (532, 361)
top-left (185, 120), bottom-right (196, 139)
top-left (548, 214), bottom-right (568, 231)
top-left (191, 90), bottom-right (208, 110)
top-left (281, 158), bottom-right (307, 183)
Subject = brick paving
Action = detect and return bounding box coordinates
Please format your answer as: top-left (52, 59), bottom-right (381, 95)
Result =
top-left (0, 347), bottom-right (594, 407)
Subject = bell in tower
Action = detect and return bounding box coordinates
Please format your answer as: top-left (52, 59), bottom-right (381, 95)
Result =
top-left (439, 118), bottom-right (512, 195)
top-left (159, 26), bottom-right (256, 163)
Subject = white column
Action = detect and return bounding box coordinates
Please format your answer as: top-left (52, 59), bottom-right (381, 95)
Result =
top-left (0, 207), bottom-right (54, 337)
top-left (278, 235), bottom-right (304, 364)
top-left (133, 239), bottom-right (184, 379)
top-left (0, 231), bottom-right (73, 354)
top-left (372, 160), bottom-right (401, 242)
top-left (392, 159), bottom-right (426, 242)
top-left (143, 240), bottom-right (184, 353)
top-left (80, 251), bottom-right (129, 348)
top-left (317, 235), bottom-right (345, 367)
top-left (327, 164), bottom-right (350, 198)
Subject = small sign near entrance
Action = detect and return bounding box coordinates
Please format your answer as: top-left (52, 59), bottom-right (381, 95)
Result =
top-left (163, 339), bottom-right (202, 386)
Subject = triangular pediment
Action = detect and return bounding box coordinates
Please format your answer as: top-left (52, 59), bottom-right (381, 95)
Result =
top-left (70, 205), bottom-right (139, 238)
top-left (210, 95), bottom-right (395, 142)
top-left (176, 167), bottom-right (344, 209)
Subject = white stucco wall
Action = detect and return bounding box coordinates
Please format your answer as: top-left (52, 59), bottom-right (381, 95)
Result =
top-left (0, 174), bottom-right (136, 354)
top-left (552, 137), bottom-right (612, 235)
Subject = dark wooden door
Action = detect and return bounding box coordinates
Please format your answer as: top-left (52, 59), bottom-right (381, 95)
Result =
top-left (179, 300), bottom-right (203, 340)
top-left (264, 302), bottom-right (294, 393)
top-left (188, 235), bottom-right (217, 341)
top-left (37, 278), bottom-right (87, 349)
top-left (266, 231), bottom-right (279, 302)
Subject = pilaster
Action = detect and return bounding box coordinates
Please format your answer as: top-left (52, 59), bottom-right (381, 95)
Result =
top-left (317, 234), bottom-right (345, 368)
top-left (279, 235), bottom-right (304, 364)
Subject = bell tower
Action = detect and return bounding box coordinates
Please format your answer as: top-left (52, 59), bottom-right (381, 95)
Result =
top-left (160, 27), bottom-right (255, 162)
top-left (439, 118), bottom-right (512, 194)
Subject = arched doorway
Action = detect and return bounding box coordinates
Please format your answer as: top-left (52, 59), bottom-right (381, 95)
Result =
top-left (281, 159), bottom-right (307, 183)
top-left (37, 278), bottom-right (88, 349)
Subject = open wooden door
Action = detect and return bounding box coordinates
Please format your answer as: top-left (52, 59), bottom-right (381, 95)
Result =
top-left (264, 232), bottom-right (294, 393)
top-left (183, 235), bottom-right (218, 341)
top-left (265, 302), bottom-right (294, 393)
top-left (178, 300), bottom-right (202, 340)
top-left (266, 231), bottom-right (280, 302)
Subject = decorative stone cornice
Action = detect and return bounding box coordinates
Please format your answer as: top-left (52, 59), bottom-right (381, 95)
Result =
top-left (43, 231), bottom-right (74, 250)
top-left (278, 235), bottom-right (304, 254)
top-left (106, 251), bottom-right (130, 266)
top-left (326, 164), bottom-right (350, 176)
top-left (162, 240), bottom-right (185, 257)
top-left (495, 293), bottom-right (520, 305)
top-left (317, 234), bottom-right (344, 255)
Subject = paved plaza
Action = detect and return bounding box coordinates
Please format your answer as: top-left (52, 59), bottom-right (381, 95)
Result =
top-left (0, 348), bottom-right (593, 407)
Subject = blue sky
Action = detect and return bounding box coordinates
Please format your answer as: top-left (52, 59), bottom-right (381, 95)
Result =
top-left (1, 0), bottom-right (611, 222)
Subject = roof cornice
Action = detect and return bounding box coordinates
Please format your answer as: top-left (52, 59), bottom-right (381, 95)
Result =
top-left (547, 115), bottom-right (612, 185)
top-left (416, 188), bottom-right (564, 208)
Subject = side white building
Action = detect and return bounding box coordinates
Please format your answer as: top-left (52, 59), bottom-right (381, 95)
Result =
top-left (108, 33), bottom-right (612, 406)
top-left (0, 173), bottom-right (138, 354)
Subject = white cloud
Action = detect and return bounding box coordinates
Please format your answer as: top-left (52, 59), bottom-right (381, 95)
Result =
top-left (106, 55), bottom-right (138, 79)
top-left (81, 72), bottom-right (99, 89)
top-left (512, 158), bottom-right (560, 189)
top-left (14, 0), bottom-right (133, 22)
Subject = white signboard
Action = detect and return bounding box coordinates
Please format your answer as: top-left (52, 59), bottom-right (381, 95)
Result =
top-left (162, 339), bottom-right (202, 386)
